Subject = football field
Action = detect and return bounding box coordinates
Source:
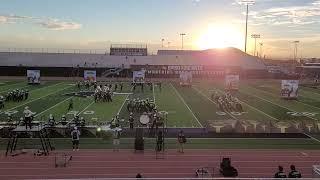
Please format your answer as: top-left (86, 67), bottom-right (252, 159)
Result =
top-left (0, 79), bottom-right (320, 133)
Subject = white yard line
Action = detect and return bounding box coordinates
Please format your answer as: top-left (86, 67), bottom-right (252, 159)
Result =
top-left (212, 88), bottom-right (279, 121)
top-left (251, 86), bottom-right (320, 110)
top-left (77, 101), bottom-right (95, 115)
top-left (0, 85), bottom-right (29, 94)
top-left (302, 87), bottom-right (320, 96)
top-left (192, 86), bottom-right (238, 120)
top-left (0, 81), bottom-right (62, 94)
top-left (152, 83), bottom-right (156, 105)
top-left (170, 83), bottom-right (203, 128)
top-left (34, 96), bottom-right (73, 117)
top-left (241, 89), bottom-right (318, 121)
top-left (7, 85), bottom-right (72, 111)
top-left (116, 87), bottom-right (133, 115)
top-left (30, 82), bottom-right (65, 92)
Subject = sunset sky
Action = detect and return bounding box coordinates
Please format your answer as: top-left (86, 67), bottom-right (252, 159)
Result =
top-left (1, 0), bottom-right (320, 59)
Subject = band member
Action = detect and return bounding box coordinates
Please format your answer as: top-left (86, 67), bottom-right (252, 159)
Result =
top-left (68, 98), bottom-right (73, 111)
top-left (24, 90), bottom-right (29, 100)
top-left (120, 83), bottom-right (123, 92)
top-left (61, 115), bottom-right (67, 125)
top-left (129, 112), bottom-right (134, 129)
top-left (48, 114), bottom-right (55, 127)
top-left (114, 83), bottom-right (118, 91)
top-left (23, 106), bottom-right (34, 129)
top-left (0, 96), bottom-right (4, 109)
top-left (156, 131), bottom-right (164, 152)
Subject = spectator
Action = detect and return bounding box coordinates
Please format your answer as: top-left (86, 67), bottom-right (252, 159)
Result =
top-left (156, 131), bottom-right (163, 152)
top-left (71, 127), bottom-right (80, 151)
top-left (274, 166), bottom-right (286, 178)
top-left (177, 130), bottom-right (186, 153)
top-left (288, 165), bottom-right (302, 178)
top-left (113, 129), bottom-right (121, 152)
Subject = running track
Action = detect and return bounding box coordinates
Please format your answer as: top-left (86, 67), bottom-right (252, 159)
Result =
top-left (0, 149), bottom-right (320, 179)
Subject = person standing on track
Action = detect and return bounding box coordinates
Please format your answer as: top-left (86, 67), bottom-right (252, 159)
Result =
top-left (129, 112), bottom-right (134, 129)
top-left (177, 130), bottom-right (186, 153)
top-left (113, 129), bottom-right (121, 152)
top-left (68, 98), bottom-right (73, 111)
top-left (71, 127), bottom-right (81, 151)
top-left (156, 131), bottom-right (164, 152)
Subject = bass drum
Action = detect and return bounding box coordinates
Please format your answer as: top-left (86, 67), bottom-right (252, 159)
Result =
top-left (139, 114), bottom-right (150, 125)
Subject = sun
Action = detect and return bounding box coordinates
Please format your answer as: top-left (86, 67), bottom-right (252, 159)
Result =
top-left (196, 24), bottom-right (243, 50)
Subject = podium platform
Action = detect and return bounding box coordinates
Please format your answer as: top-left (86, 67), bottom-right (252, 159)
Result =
top-left (6, 125), bottom-right (53, 156)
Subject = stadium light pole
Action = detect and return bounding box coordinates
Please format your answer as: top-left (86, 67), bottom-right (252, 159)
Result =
top-left (251, 34), bottom-right (260, 56)
top-left (239, 0), bottom-right (255, 53)
top-left (161, 38), bottom-right (165, 49)
top-left (292, 41), bottom-right (300, 62)
top-left (259, 42), bottom-right (263, 58)
top-left (180, 33), bottom-right (186, 50)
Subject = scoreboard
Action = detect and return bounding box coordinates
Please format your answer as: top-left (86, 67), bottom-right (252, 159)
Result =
top-left (110, 44), bottom-right (147, 56)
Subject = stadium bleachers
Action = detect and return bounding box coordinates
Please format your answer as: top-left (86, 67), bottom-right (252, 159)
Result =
top-left (0, 48), bottom-right (266, 70)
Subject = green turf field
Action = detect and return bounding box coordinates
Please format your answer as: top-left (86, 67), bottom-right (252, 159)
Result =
top-left (0, 79), bottom-right (320, 133)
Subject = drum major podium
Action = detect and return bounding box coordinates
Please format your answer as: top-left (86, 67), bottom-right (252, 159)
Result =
top-left (5, 125), bottom-right (53, 156)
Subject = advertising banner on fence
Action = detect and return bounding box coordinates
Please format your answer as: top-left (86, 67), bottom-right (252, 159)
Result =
top-left (225, 75), bottom-right (239, 90)
top-left (281, 80), bottom-right (299, 99)
top-left (133, 70), bottom-right (145, 83)
top-left (27, 70), bottom-right (41, 84)
top-left (179, 71), bottom-right (192, 86)
top-left (84, 70), bottom-right (97, 82)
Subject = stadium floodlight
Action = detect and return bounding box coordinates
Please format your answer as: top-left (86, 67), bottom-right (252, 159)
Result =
top-left (292, 41), bottom-right (300, 62)
top-left (239, 0), bottom-right (255, 54)
top-left (180, 33), bottom-right (186, 50)
top-left (251, 34), bottom-right (260, 56)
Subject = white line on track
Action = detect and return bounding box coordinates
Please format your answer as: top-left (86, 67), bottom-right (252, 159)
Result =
top-left (34, 96), bottom-right (73, 117)
top-left (192, 86), bottom-right (237, 120)
top-left (170, 83), bottom-right (203, 127)
top-left (6, 84), bottom-right (72, 111)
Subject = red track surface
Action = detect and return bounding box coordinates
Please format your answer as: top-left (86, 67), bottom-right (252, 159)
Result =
top-left (1, 149), bottom-right (320, 179)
